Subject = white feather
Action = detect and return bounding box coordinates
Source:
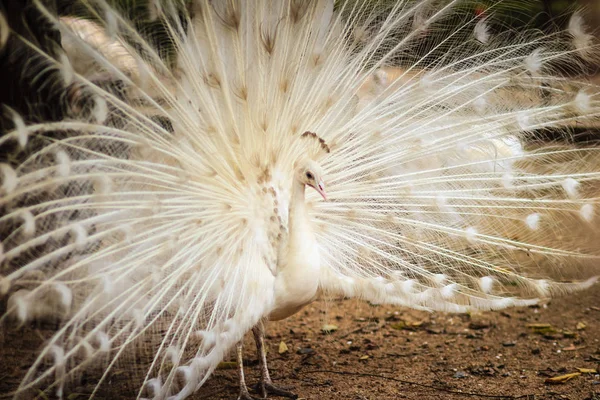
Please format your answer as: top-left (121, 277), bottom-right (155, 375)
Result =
top-left (7, 289), bottom-right (31, 323)
top-left (144, 378), bottom-right (162, 399)
top-left (93, 96), bottom-right (108, 123)
top-left (479, 277), bottom-right (494, 294)
top-left (132, 308), bottom-right (145, 330)
top-left (93, 175), bottom-right (113, 196)
top-left (58, 51), bottom-right (74, 85)
top-left (580, 204), bottom-right (594, 222)
top-left (568, 11), bottom-right (593, 56)
top-left (0, 11), bottom-right (8, 49)
top-left (440, 283), bottom-right (457, 299)
top-left (0, 163), bottom-right (17, 193)
top-left (465, 227), bottom-right (478, 244)
top-left (95, 331), bottom-right (110, 352)
top-left (474, 18), bottom-right (489, 44)
top-left (55, 150), bottom-right (71, 177)
top-left (2, 2), bottom-right (599, 399)
top-left (53, 283), bottom-right (73, 310)
top-left (473, 96), bottom-right (487, 114)
top-left (574, 90), bottom-right (591, 113)
top-left (525, 213), bottom-right (540, 231)
top-left (535, 279), bottom-right (550, 297)
top-left (562, 177), bottom-right (579, 198)
top-left (50, 346), bottom-right (66, 399)
top-left (0, 274), bottom-right (8, 296)
top-left (7, 108), bottom-right (28, 148)
top-left (502, 172), bottom-right (514, 189)
top-left (104, 6), bottom-right (118, 39)
top-left (524, 48), bottom-right (543, 75)
top-left (20, 210), bottom-right (36, 237)
top-left (70, 223), bottom-right (87, 248)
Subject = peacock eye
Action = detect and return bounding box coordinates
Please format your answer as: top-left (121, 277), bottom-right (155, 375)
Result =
top-left (306, 172), bottom-right (313, 180)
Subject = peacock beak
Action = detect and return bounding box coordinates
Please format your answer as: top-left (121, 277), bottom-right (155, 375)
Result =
top-left (316, 181), bottom-right (327, 201)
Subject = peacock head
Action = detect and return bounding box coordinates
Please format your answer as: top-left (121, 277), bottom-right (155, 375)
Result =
top-left (297, 159), bottom-right (327, 200)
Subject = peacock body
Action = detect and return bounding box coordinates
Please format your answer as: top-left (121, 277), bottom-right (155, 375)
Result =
top-left (0, 1), bottom-right (599, 399)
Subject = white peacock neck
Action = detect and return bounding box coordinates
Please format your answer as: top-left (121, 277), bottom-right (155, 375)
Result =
top-left (287, 177), bottom-right (311, 252)
top-left (269, 170), bottom-right (322, 321)
top-left (286, 158), bottom-right (326, 250)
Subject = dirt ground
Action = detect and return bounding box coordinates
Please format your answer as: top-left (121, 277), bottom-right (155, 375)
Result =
top-left (1, 288), bottom-right (599, 400)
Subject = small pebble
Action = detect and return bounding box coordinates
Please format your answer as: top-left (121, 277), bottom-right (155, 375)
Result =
top-left (453, 371), bottom-right (468, 379)
top-left (468, 321), bottom-right (491, 330)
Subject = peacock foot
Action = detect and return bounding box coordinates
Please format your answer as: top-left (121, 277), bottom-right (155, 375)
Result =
top-left (237, 386), bottom-right (259, 400)
top-left (255, 380), bottom-right (298, 399)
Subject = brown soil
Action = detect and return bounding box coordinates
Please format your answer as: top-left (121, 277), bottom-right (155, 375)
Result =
top-left (1, 289), bottom-right (599, 400)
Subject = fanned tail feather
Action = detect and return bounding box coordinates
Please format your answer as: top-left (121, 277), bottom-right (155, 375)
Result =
top-left (0, 1), bottom-right (599, 399)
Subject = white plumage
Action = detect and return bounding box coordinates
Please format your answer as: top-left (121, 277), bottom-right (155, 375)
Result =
top-left (1, 1), bottom-right (600, 399)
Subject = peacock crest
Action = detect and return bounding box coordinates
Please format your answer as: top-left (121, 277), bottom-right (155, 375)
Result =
top-left (300, 131), bottom-right (331, 160)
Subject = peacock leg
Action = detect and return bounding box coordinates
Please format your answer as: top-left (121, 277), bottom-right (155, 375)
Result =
top-left (236, 342), bottom-right (256, 400)
top-left (252, 321), bottom-right (298, 399)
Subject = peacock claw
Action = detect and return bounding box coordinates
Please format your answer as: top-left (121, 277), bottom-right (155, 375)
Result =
top-left (255, 381), bottom-right (298, 399)
top-left (237, 388), bottom-right (259, 400)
